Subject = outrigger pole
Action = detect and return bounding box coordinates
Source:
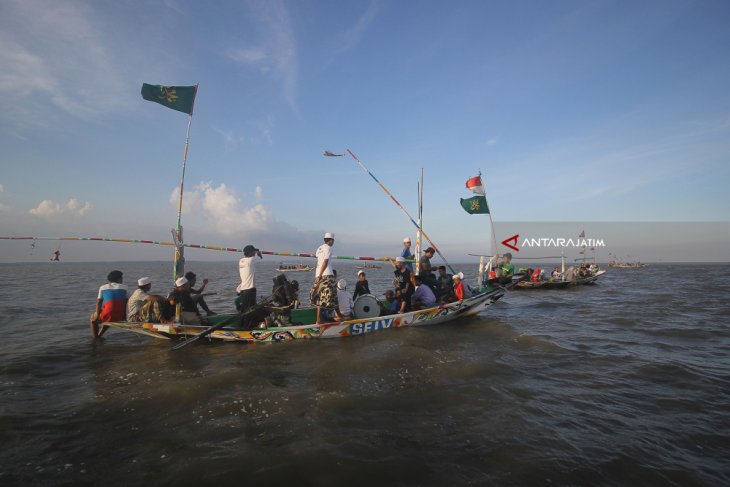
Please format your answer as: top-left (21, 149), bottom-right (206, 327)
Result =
top-left (415, 168), bottom-right (424, 275)
top-left (0, 236), bottom-right (414, 263)
top-left (340, 149), bottom-right (458, 275)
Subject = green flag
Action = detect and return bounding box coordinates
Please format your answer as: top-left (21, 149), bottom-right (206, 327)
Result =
top-left (460, 195), bottom-right (490, 214)
top-left (141, 83), bottom-right (197, 115)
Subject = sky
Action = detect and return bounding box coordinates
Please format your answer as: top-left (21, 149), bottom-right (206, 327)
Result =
top-left (0, 0), bottom-right (729, 263)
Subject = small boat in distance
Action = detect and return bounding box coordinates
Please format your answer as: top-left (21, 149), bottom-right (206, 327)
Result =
top-left (355, 264), bottom-right (382, 269)
top-left (608, 260), bottom-right (647, 268)
top-left (276, 263), bottom-right (313, 272)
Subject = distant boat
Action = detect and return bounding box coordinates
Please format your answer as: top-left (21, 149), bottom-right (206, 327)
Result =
top-left (608, 260), bottom-right (647, 268)
top-left (513, 269), bottom-right (607, 289)
top-left (355, 264), bottom-right (381, 269)
top-left (276, 263), bottom-right (313, 272)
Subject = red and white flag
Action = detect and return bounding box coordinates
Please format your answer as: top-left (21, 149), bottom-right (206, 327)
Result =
top-left (465, 175), bottom-right (485, 195)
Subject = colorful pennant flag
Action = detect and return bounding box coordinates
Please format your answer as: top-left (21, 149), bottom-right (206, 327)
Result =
top-left (465, 175), bottom-right (485, 195)
top-left (141, 83), bottom-right (197, 115)
top-left (460, 195), bottom-right (490, 214)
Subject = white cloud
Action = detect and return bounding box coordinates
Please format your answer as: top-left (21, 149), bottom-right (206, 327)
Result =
top-left (487, 138), bottom-right (498, 146)
top-left (336, 1), bottom-right (380, 54)
top-left (29, 198), bottom-right (92, 217)
top-left (227, 0), bottom-right (299, 112)
top-left (255, 186), bottom-right (263, 200)
top-left (169, 182), bottom-right (272, 236)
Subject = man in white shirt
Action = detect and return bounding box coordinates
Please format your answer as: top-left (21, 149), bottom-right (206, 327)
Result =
top-left (336, 279), bottom-right (354, 320)
top-left (310, 232), bottom-right (338, 324)
top-left (237, 244), bottom-right (262, 327)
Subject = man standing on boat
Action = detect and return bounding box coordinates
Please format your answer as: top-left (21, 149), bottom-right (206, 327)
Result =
top-left (237, 244), bottom-right (262, 328)
top-left (311, 232), bottom-right (338, 324)
top-left (400, 237), bottom-right (414, 272)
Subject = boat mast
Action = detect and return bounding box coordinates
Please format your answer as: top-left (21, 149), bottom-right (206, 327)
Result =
top-left (415, 168), bottom-right (424, 275)
top-left (173, 84), bottom-right (198, 281)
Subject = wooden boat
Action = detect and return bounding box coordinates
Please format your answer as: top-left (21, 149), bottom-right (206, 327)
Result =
top-left (513, 269), bottom-right (607, 290)
top-left (275, 263), bottom-right (313, 272)
top-left (608, 261), bottom-right (647, 268)
top-left (106, 287), bottom-right (505, 343)
top-left (355, 264), bottom-right (382, 269)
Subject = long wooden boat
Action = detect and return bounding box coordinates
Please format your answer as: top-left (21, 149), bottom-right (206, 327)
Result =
top-left (105, 287), bottom-right (505, 343)
top-left (513, 270), bottom-right (607, 290)
top-left (355, 264), bottom-right (382, 269)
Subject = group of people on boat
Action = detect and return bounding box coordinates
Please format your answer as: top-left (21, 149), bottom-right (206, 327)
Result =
top-left (89, 232), bottom-right (488, 336)
top-left (89, 270), bottom-right (215, 338)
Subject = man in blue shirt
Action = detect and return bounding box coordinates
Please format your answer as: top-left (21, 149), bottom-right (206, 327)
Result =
top-left (400, 237), bottom-right (414, 272)
top-left (411, 275), bottom-right (437, 310)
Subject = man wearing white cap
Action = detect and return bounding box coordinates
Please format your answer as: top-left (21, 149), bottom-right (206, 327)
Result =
top-left (127, 277), bottom-right (164, 323)
top-left (400, 237), bottom-right (414, 272)
top-left (392, 256), bottom-right (414, 313)
top-left (310, 232), bottom-right (338, 323)
top-left (168, 276), bottom-right (204, 326)
top-left (335, 279), bottom-right (354, 320)
top-left (452, 272), bottom-right (466, 301)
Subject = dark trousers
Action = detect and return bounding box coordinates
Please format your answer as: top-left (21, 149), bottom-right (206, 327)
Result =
top-left (238, 288), bottom-right (257, 328)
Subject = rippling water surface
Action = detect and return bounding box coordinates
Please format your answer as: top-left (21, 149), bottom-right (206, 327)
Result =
top-left (1, 261), bottom-right (728, 486)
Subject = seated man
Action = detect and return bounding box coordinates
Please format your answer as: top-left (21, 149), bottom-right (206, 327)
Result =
top-left (336, 279), bottom-right (354, 320)
top-left (127, 277), bottom-right (165, 323)
top-left (551, 267), bottom-right (563, 280)
top-left (90, 270), bottom-right (128, 338)
top-left (411, 275), bottom-right (437, 310)
top-left (185, 271), bottom-right (216, 316)
top-left (452, 272), bottom-right (466, 301)
top-left (353, 271), bottom-right (371, 300)
top-left (380, 289), bottom-right (397, 315)
top-left (168, 276), bottom-right (206, 326)
top-left (498, 253), bottom-right (515, 285)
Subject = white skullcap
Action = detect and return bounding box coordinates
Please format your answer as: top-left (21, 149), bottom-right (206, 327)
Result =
top-left (337, 279), bottom-right (347, 290)
top-left (137, 277), bottom-right (151, 286)
top-left (403, 237), bottom-right (411, 243)
top-left (175, 277), bottom-right (188, 287)
top-left (324, 232), bottom-right (335, 239)
top-left (357, 270), bottom-right (365, 276)
top-left (453, 272), bottom-right (464, 280)
top-left (395, 256), bottom-right (406, 263)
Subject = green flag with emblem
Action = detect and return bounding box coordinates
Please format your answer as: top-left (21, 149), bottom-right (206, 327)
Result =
top-left (141, 83), bottom-right (197, 115)
top-left (460, 195), bottom-right (490, 214)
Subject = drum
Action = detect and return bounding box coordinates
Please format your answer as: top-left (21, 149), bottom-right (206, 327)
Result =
top-left (353, 294), bottom-right (380, 319)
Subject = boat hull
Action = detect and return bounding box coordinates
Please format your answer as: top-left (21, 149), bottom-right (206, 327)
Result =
top-left (513, 270), bottom-right (606, 290)
top-left (105, 288), bottom-right (505, 343)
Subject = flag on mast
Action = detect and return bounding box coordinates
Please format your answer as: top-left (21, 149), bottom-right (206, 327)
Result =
top-left (461, 175), bottom-right (489, 214)
top-left (465, 175), bottom-right (485, 195)
top-left (141, 83), bottom-right (197, 115)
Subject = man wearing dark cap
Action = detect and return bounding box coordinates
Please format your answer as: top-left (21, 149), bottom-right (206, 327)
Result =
top-left (89, 270), bottom-right (128, 338)
top-left (237, 244), bottom-right (263, 327)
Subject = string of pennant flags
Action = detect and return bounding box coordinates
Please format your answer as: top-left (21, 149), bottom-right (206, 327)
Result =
top-left (0, 236), bottom-right (415, 263)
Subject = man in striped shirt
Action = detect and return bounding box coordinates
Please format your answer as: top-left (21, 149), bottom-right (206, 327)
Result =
top-left (90, 270), bottom-right (128, 338)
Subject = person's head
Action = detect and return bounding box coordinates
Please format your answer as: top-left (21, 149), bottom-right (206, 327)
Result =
top-left (243, 245), bottom-right (258, 257)
top-left (384, 289), bottom-right (394, 300)
top-left (175, 276), bottom-right (189, 290)
top-left (394, 288), bottom-right (402, 299)
top-left (438, 265), bottom-right (446, 276)
top-left (403, 237), bottom-right (411, 248)
top-left (107, 270), bottom-right (123, 284)
top-left (137, 276), bottom-right (152, 292)
top-left (184, 271), bottom-right (196, 286)
top-left (553, 267), bottom-right (559, 271)
top-left (424, 247), bottom-right (435, 257)
top-left (337, 279), bottom-right (347, 291)
top-left (357, 270), bottom-right (366, 281)
top-left (414, 275), bottom-right (423, 285)
top-left (453, 272), bottom-right (464, 284)
top-left (503, 253), bottom-right (512, 263)
top-left (323, 232), bottom-right (335, 247)
top-left (395, 256), bottom-right (406, 269)
top-left (290, 280), bottom-right (299, 292)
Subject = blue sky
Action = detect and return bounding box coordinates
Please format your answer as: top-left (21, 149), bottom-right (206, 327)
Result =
top-left (1, 0), bottom-right (728, 262)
